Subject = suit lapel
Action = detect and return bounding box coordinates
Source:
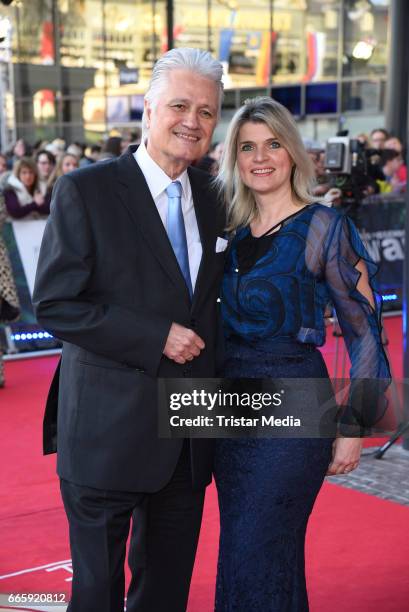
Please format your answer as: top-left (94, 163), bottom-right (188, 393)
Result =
top-left (188, 167), bottom-right (216, 310)
top-left (115, 147), bottom-right (191, 304)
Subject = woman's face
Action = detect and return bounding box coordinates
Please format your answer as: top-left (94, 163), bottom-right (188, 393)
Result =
top-left (14, 139), bottom-right (26, 158)
top-left (236, 121), bottom-right (293, 198)
top-left (19, 166), bottom-right (35, 189)
top-left (384, 137), bottom-right (402, 153)
top-left (37, 154), bottom-right (54, 179)
top-left (62, 155), bottom-right (79, 174)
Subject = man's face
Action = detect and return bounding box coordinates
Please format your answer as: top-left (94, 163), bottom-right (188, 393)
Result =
top-left (370, 130), bottom-right (387, 150)
top-left (145, 69), bottom-right (219, 178)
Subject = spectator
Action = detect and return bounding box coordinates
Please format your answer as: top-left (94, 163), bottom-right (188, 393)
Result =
top-left (121, 128), bottom-right (142, 152)
top-left (36, 150), bottom-right (56, 195)
top-left (4, 158), bottom-right (49, 219)
top-left (56, 153), bottom-right (79, 177)
top-left (33, 140), bottom-right (50, 156)
top-left (377, 149), bottom-right (403, 193)
top-left (196, 154), bottom-right (218, 175)
top-left (0, 154), bottom-right (12, 193)
top-left (209, 141), bottom-right (224, 163)
top-left (7, 138), bottom-right (31, 170)
top-left (100, 136), bottom-right (122, 160)
top-left (89, 144), bottom-right (102, 162)
top-left (356, 133), bottom-right (369, 148)
top-left (46, 138), bottom-right (66, 160)
top-left (196, 142), bottom-right (225, 175)
top-left (80, 144), bottom-right (102, 167)
top-left (0, 194), bottom-right (20, 387)
top-left (307, 149), bottom-right (332, 198)
top-left (369, 128), bottom-right (389, 150)
top-left (46, 153), bottom-right (79, 202)
top-left (384, 136), bottom-right (407, 185)
top-left (384, 136), bottom-right (403, 153)
top-left (67, 143), bottom-right (83, 160)
top-left (0, 154), bottom-right (8, 177)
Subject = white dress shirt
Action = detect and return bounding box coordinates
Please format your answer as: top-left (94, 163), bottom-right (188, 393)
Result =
top-left (134, 142), bottom-right (202, 291)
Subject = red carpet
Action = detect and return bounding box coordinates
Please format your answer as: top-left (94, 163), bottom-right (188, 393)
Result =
top-left (1, 315), bottom-right (407, 611)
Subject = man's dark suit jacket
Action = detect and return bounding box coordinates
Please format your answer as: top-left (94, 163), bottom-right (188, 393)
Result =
top-left (33, 146), bottom-right (226, 493)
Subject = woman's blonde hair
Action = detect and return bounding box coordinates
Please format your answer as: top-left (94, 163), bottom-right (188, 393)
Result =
top-left (216, 97), bottom-right (318, 230)
top-left (47, 153), bottom-right (78, 191)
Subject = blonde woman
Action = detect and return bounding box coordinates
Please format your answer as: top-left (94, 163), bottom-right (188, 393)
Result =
top-left (213, 98), bottom-right (390, 611)
top-left (44, 152), bottom-right (79, 206)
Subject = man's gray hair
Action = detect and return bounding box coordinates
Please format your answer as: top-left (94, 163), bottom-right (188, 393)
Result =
top-left (142, 47), bottom-right (224, 137)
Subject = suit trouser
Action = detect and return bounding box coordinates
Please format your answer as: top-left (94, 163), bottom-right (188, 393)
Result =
top-left (60, 443), bottom-right (205, 612)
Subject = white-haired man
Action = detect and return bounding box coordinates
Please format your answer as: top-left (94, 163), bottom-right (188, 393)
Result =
top-left (33, 48), bottom-right (225, 611)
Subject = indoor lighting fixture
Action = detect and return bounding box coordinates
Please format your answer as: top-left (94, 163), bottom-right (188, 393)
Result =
top-left (352, 40), bottom-right (375, 60)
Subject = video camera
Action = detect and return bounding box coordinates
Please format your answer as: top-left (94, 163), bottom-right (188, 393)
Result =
top-left (324, 134), bottom-right (382, 209)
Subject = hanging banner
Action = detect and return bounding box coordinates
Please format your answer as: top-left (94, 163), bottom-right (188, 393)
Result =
top-left (354, 198), bottom-right (405, 311)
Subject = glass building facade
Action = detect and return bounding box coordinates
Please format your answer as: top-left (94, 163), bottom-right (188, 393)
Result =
top-left (0, 0), bottom-right (390, 146)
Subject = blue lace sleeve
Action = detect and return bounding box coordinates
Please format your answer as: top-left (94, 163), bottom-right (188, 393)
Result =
top-left (323, 212), bottom-right (391, 434)
top-left (324, 213), bottom-right (389, 379)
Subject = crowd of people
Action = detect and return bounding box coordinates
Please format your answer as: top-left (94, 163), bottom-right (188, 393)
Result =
top-left (0, 123), bottom-right (405, 225)
top-left (0, 131), bottom-right (143, 221)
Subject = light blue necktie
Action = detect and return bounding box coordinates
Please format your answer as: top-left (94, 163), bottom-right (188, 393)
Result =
top-left (166, 181), bottom-right (193, 298)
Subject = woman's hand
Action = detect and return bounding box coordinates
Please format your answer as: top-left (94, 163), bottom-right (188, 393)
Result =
top-left (34, 191), bottom-right (45, 206)
top-left (326, 437), bottom-right (363, 476)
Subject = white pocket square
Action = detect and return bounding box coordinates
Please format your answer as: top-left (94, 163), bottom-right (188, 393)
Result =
top-left (215, 237), bottom-right (229, 253)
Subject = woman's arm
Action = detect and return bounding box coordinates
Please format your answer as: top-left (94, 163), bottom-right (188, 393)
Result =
top-left (4, 189), bottom-right (39, 219)
top-left (322, 213), bottom-right (391, 473)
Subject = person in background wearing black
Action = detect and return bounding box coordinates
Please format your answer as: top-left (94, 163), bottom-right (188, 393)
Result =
top-left (36, 150), bottom-right (56, 196)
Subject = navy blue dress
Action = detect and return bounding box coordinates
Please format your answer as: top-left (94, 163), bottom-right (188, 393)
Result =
top-left (213, 204), bottom-right (390, 611)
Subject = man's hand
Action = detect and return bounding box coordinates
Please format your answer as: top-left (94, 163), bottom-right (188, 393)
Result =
top-left (163, 322), bottom-right (205, 364)
top-left (326, 437), bottom-right (362, 476)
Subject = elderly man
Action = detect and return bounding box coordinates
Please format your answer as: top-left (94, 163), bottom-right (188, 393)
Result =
top-left (33, 48), bottom-right (225, 612)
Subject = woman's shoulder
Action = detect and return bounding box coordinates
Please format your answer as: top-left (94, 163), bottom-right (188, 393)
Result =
top-left (306, 202), bottom-right (346, 230)
top-left (3, 187), bottom-right (16, 198)
top-left (307, 202), bottom-right (340, 217)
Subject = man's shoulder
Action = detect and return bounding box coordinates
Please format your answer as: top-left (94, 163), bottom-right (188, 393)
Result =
top-left (65, 157), bottom-right (118, 186)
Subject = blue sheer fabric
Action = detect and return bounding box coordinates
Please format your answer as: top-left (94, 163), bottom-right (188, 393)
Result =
top-left (214, 203), bottom-right (390, 611)
top-left (220, 203), bottom-right (389, 380)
